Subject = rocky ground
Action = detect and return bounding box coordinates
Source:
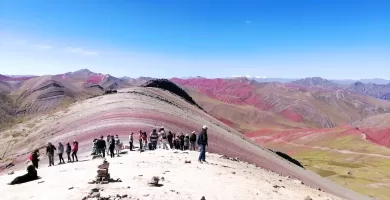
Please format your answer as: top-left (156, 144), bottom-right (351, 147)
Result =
top-left (0, 149), bottom-right (343, 200)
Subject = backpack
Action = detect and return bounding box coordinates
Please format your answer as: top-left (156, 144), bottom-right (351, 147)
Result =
top-left (28, 153), bottom-right (33, 161)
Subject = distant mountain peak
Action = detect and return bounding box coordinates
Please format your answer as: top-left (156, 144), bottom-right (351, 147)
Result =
top-left (292, 77), bottom-right (337, 86)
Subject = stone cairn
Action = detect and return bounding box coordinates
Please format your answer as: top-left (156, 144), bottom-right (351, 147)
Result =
top-left (90, 159), bottom-right (110, 184)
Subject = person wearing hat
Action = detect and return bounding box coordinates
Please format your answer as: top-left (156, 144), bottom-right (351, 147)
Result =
top-left (197, 125), bottom-right (208, 163)
top-left (57, 142), bottom-right (65, 164)
top-left (190, 131), bottom-right (197, 151)
top-left (96, 135), bottom-right (106, 158)
top-left (46, 142), bottom-right (57, 167)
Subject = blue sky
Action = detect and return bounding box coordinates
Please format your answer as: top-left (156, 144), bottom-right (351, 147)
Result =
top-left (0, 0), bottom-right (389, 79)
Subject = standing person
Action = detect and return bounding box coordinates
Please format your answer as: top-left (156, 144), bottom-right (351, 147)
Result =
top-left (31, 149), bottom-right (40, 169)
top-left (184, 134), bottom-right (190, 150)
top-left (96, 136), bottom-right (106, 158)
top-left (109, 136), bottom-right (115, 158)
top-left (66, 143), bottom-right (72, 163)
top-left (142, 131), bottom-right (148, 150)
top-left (190, 131), bottom-right (197, 151)
top-left (72, 140), bottom-right (79, 162)
top-left (106, 135), bottom-right (111, 155)
top-left (198, 125), bottom-right (208, 163)
top-left (115, 135), bottom-right (121, 156)
top-left (58, 142), bottom-right (65, 164)
top-left (174, 136), bottom-right (180, 150)
top-left (179, 133), bottom-right (185, 151)
top-left (138, 130), bottom-right (144, 151)
top-left (161, 129), bottom-right (170, 150)
top-left (129, 132), bottom-right (134, 151)
top-left (46, 142), bottom-right (56, 167)
top-left (167, 131), bottom-right (173, 149)
top-left (150, 129), bottom-right (159, 150)
top-left (92, 138), bottom-right (98, 155)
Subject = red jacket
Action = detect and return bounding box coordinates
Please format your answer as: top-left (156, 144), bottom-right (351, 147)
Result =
top-left (73, 141), bottom-right (79, 151)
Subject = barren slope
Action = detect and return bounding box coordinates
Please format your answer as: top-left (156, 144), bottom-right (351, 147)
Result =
top-left (0, 87), bottom-right (370, 200)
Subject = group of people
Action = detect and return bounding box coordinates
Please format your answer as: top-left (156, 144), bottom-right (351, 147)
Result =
top-left (92, 135), bottom-right (123, 158)
top-left (131, 125), bottom-right (209, 163)
top-left (28, 140), bottom-right (79, 169)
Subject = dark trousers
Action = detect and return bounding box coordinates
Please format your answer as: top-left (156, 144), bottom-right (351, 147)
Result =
top-left (152, 141), bottom-right (157, 150)
top-left (97, 148), bottom-right (105, 157)
top-left (32, 161), bottom-right (38, 169)
top-left (72, 151), bottom-right (78, 162)
top-left (48, 154), bottom-right (54, 166)
top-left (66, 152), bottom-right (71, 162)
top-left (129, 141), bottom-right (133, 151)
top-left (168, 140), bottom-right (173, 149)
top-left (139, 140), bottom-right (143, 151)
top-left (110, 147), bottom-right (115, 158)
top-left (190, 142), bottom-right (196, 151)
top-left (58, 153), bottom-right (65, 163)
top-left (199, 144), bottom-right (206, 161)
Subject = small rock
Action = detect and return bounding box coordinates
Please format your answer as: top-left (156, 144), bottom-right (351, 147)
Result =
top-left (68, 187), bottom-right (74, 190)
top-left (116, 194), bottom-right (121, 198)
top-left (90, 192), bottom-right (100, 198)
top-left (8, 171), bottom-right (14, 175)
top-left (304, 196), bottom-right (313, 200)
top-left (184, 160), bottom-right (191, 164)
top-left (144, 194), bottom-right (150, 197)
top-left (127, 186), bottom-right (131, 189)
top-left (231, 172), bottom-right (236, 174)
top-left (38, 181), bottom-right (45, 184)
top-left (91, 188), bottom-right (100, 193)
top-left (122, 194), bottom-right (128, 198)
top-left (201, 196), bottom-right (206, 200)
top-left (161, 177), bottom-right (165, 181)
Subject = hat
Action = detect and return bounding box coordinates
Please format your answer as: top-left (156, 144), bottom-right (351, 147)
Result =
top-left (192, 131), bottom-right (195, 134)
top-left (161, 126), bottom-right (164, 129)
top-left (202, 125), bottom-right (208, 129)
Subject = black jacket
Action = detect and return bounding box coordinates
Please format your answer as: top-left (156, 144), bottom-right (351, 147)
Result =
top-left (32, 152), bottom-right (39, 163)
top-left (66, 144), bottom-right (72, 153)
top-left (190, 133), bottom-right (197, 143)
top-left (197, 130), bottom-right (208, 146)
top-left (96, 139), bottom-right (106, 149)
top-left (167, 132), bottom-right (173, 142)
top-left (46, 145), bottom-right (56, 155)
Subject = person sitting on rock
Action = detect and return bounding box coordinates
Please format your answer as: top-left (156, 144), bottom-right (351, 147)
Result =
top-left (8, 165), bottom-right (39, 185)
top-left (46, 142), bottom-right (56, 167)
top-left (190, 131), bottom-right (197, 151)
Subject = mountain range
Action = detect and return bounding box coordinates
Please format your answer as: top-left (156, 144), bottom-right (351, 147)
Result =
top-left (1, 69), bottom-right (390, 199)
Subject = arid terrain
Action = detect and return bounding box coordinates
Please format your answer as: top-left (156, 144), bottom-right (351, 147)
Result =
top-left (0, 149), bottom-right (345, 200)
top-left (0, 70), bottom-right (389, 199)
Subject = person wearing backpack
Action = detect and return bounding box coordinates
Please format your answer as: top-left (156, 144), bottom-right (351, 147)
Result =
top-left (66, 143), bottom-right (72, 163)
top-left (190, 131), bottom-right (197, 151)
top-left (197, 125), bottom-right (208, 163)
